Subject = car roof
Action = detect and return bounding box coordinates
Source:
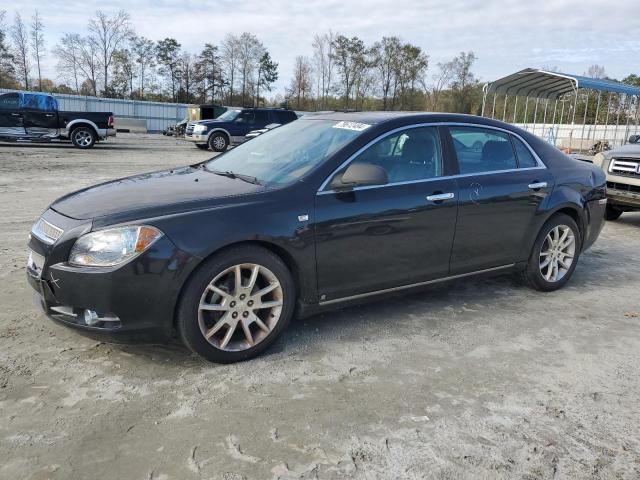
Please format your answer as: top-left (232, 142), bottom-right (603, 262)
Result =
top-left (300, 111), bottom-right (501, 125)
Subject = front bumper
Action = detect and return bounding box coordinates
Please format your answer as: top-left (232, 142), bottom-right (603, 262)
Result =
top-left (605, 186), bottom-right (640, 210)
top-left (27, 210), bottom-right (199, 341)
top-left (184, 133), bottom-right (207, 143)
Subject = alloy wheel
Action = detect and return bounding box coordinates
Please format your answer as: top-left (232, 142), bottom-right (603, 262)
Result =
top-left (74, 129), bottom-right (93, 147)
top-left (198, 263), bottom-right (283, 351)
top-left (539, 225), bottom-right (576, 282)
top-left (212, 136), bottom-right (226, 150)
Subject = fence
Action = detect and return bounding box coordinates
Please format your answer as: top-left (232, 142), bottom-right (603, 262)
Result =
top-left (0, 88), bottom-right (188, 132)
top-left (515, 122), bottom-right (640, 150)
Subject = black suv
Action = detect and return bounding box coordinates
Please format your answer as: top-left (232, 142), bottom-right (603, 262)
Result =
top-left (185, 107), bottom-right (298, 151)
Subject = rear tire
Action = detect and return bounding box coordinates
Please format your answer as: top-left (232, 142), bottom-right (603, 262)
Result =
top-left (208, 132), bottom-right (228, 152)
top-left (70, 126), bottom-right (96, 149)
top-left (605, 205), bottom-right (623, 221)
top-left (522, 213), bottom-right (581, 292)
top-left (177, 245), bottom-right (295, 363)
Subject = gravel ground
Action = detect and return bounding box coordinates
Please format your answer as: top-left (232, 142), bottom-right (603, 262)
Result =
top-left (1, 134), bottom-right (639, 480)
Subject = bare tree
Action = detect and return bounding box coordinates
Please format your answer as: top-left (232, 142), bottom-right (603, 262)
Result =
top-left (77, 36), bottom-right (100, 96)
top-left (237, 32), bottom-right (263, 106)
top-left (221, 34), bottom-right (240, 104)
top-left (586, 64), bottom-right (606, 79)
top-left (11, 13), bottom-right (30, 89)
top-left (88, 10), bottom-right (132, 95)
top-left (155, 38), bottom-right (181, 101)
top-left (54, 33), bottom-right (83, 93)
top-left (312, 31), bottom-right (336, 109)
top-left (424, 59), bottom-right (455, 111)
top-left (131, 36), bottom-right (155, 98)
top-left (0, 10), bottom-right (16, 87)
top-left (30, 10), bottom-right (44, 91)
top-left (288, 55), bottom-right (313, 109)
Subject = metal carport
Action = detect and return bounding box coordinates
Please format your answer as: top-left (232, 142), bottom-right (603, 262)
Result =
top-left (481, 68), bottom-right (640, 153)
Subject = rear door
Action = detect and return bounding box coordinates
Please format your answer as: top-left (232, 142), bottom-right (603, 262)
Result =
top-left (314, 125), bottom-right (459, 302)
top-left (253, 110), bottom-right (271, 129)
top-left (446, 125), bottom-right (552, 274)
top-left (22, 94), bottom-right (59, 138)
top-left (0, 93), bottom-right (25, 137)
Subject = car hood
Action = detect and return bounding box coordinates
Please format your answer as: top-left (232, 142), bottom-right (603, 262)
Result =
top-left (606, 144), bottom-right (640, 157)
top-left (51, 166), bottom-right (265, 222)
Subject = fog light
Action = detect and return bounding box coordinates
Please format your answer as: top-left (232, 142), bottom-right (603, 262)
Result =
top-left (84, 309), bottom-right (100, 326)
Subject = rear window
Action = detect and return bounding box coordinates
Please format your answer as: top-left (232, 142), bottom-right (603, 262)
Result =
top-left (275, 110), bottom-right (297, 123)
top-left (449, 126), bottom-right (517, 174)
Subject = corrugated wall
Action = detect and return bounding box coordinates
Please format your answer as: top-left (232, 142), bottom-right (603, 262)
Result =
top-left (0, 88), bottom-right (188, 132)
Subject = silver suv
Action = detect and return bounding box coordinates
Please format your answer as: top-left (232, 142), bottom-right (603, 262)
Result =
top-left (594, 135), bottom-right (640, 220)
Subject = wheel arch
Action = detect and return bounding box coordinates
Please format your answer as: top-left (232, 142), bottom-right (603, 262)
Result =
top-left (206, 128), bottom-right (231, 144)
top-left (171, 239), bottom-right (302, 330)
top-left (67, 120), bottom-right (99, 137)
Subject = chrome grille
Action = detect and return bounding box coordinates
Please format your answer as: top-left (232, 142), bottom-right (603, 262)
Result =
top-left (609, 158), bottom-right (640, 177)
top-left (185, 123), bottom-right (195, 137)
top-left (32, 218), bottom-right (63, 244)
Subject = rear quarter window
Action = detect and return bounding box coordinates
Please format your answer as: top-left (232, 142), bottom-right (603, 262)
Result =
top-left (512, 136), bottom-right (539, 168)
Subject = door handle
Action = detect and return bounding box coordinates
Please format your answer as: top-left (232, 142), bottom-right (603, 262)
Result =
top-left (10, 113), bottom-right (21, 116)
top-left (426, 192), bottom-right (455, 202)
top-left (528, 182), bottom-right (547, 190)
top-left (45, 113), bottom-right (54, 117)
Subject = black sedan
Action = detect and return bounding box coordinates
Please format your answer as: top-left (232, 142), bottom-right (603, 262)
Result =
top-left (27, 113), bottom-right (607, 363)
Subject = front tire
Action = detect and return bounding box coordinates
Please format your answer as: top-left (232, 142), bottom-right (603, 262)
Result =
top-left (177, 245), bottom-right (295, 363)
top-left (70, 126), bottom-right (96, 149)
top-left (208, 132), bottom-right (228, 152)
top-left (522, 213), bottom-right (581, 292)
top-left (605, 205), bottom-right (623, 221)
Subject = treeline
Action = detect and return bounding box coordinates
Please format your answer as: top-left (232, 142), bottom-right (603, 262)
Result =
top-left (0, 9), bottom-right (278, 107)
top-left (1, 9), bottom-right (638, 115)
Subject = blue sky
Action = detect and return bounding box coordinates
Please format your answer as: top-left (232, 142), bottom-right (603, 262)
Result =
top-left (3, 0), bottom-right (639, 94)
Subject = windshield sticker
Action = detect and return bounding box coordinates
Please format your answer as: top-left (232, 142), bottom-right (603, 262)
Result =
top-left (333, 121), bottom-right (371, 132)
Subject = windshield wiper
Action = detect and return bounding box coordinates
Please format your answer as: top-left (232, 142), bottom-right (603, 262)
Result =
top-left (207, 169), bottom-right (263, 185)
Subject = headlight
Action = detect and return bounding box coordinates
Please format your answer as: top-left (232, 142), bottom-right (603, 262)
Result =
top-left (193, 124), bottom-right (207, 133)
top-left (69, 226), bottom-right (163, 267)
top-left (592, 152), bottom-right (605, 168)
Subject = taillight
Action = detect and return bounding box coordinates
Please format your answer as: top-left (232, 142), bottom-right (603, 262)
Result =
top-left (108, 115), bottom-right (114, 127)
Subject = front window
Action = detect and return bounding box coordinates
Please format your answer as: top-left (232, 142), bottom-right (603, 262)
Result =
top-left (0, 93), bottom-right (19, 109)
top-left (216, 109), bottom-right (241, 121)
top-left (334, 126), bottom-right (443, 184)
top-left (204, 120), bottom-right (364, 185)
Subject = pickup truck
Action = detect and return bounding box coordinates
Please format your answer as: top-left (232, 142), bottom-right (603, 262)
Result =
top-left (593, 134), bottom-right (640, 220)
top-left (0, 92), bottom-right (115, 149)
top-left (184, 107), bottom-right (297, 151)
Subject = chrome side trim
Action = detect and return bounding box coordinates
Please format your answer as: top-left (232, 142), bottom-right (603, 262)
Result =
top-left (317, 121), bottom-right (547, 195)
top-left (318, 263), bottom-right (516, 306)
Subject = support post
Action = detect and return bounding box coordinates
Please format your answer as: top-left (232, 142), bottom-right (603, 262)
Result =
top-left (532, 98), bottom-right (540, 135)
top-left (580, 90), bottom-right (590, 152)
top-left (502, 93), bottom-right (509, 121)
top-left (491, 93), bottom-right (497, 118)
top-left (523, 96), bottom-right (530, 131)
top-left (512, 96), bottom-right (519, 124)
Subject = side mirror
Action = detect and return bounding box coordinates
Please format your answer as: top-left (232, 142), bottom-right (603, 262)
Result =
top-left (330, 163), bottom-right (388, 190)
top-left (629, 135), bottom-right (640, 144)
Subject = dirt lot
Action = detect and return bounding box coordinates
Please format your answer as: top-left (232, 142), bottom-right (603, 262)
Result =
top-left (1, 134), bottom-right (639, 479)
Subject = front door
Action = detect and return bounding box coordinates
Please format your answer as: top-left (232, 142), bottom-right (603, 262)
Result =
top-left (0, 93), bottom-right (25, 137)
top-left (228, 110), bottom-right (255, 142)
top-left (446, 126), bottom-right (553, 274)
top-left (314, 126), bottom-right (459, 302)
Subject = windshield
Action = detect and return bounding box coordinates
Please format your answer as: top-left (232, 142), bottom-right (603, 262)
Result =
top-left (215, 109), bottom-right (241, 121)
top-left (204, 120), bottom-right (365, 185)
